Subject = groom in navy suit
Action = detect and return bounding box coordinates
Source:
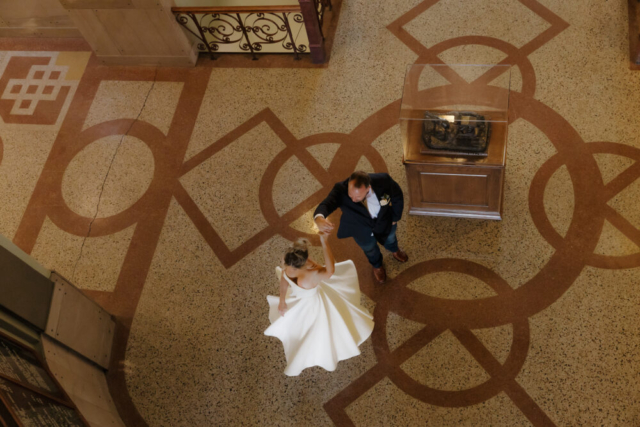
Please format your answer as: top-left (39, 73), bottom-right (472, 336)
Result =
top-left (314, 171), bottom-right (408, 284)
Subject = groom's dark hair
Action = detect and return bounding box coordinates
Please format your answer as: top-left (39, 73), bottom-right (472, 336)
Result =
top-left (349, 171), bottom-right (371, 189)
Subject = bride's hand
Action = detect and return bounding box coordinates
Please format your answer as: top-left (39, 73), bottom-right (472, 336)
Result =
top-left (278, 300), bottom-right (287, 317)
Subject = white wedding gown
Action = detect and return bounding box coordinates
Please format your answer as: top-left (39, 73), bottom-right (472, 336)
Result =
top-left (264, 260), bottom-right (374, 376)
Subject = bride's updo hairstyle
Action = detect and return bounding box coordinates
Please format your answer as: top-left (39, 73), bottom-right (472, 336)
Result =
top-left (284, 238), bottom-right (309, 269)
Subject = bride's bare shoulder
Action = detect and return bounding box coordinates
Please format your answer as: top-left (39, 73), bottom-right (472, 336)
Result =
top-left (297, 269), bottom-right (321, 289)
top-left (305, 259), bottom-right (322, 270)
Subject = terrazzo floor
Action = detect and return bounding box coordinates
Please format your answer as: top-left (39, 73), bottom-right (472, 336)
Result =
top-left (1, 0), bottom-right (640, 425)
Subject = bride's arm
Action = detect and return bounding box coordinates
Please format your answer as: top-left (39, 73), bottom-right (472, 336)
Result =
top-left (314, 233), bottom-right (335, 282)
top-left (278, 264), bottom-right (289, 316)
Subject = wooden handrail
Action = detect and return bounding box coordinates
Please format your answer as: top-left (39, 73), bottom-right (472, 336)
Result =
top-left (171, 5), bottom-right (301, 14)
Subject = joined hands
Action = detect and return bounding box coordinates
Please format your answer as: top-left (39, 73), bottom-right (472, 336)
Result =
top-left (315, 217), bottom-right (334, 235)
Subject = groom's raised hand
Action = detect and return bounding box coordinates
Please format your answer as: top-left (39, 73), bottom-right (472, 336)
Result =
top-left (314, 216), bottom-right (334, 234)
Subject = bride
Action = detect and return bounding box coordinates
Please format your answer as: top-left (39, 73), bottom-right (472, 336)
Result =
top-left (264, 233), bottom-right (374, 376)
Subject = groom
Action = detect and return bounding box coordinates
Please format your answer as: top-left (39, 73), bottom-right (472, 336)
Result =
top-left (314, 171), bottom-right (408, 284)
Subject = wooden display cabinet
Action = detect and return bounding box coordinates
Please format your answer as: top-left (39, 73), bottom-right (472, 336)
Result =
top-left (400, 64), bottom-right (510, 220)
top-left (402, 111), bottom-right (507, 220)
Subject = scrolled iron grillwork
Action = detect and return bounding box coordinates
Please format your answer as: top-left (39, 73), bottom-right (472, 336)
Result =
top-left (314, 0), bottom-right (332, 37)
top-left (284, 13), bottom-right (308, 53)
top-left (173, 10), bottom-right (308, 60)
top-left (249, 13), bottom-right (286, 43)
top-left (174, 13), bottom-right (218, 57)
top-left (204, 13), bottom-right (244, 46)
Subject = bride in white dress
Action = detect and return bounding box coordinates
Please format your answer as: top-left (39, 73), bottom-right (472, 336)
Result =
top-left (264, 234), bottom-right (374, 376)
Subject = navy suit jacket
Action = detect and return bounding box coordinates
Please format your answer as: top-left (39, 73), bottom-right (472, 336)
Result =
top-left (313, 173), bottom-right (404, 243)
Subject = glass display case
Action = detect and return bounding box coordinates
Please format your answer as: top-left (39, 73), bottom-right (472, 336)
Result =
top-left (399, 64), bottom-right (511, 220)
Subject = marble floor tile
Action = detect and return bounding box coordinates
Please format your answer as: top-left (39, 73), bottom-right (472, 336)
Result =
top-left (515, 266), bottom-right (640, 426)
top-left (83, 80), bottom-right (183, 135)
top-left (72, 224), bottom-right (136, 292)
top-left (400, 329), bottom-right (492, 391)
top-left (180, 122), bottom-right (287, 251)
top-left (346, 378), bottom-right (533, 426)
top-left (404, 0), bottom-right (550, 50)
top-left (3, 0), bottom-right (640, 425)
top-left (0, 127), bottom-right (58, 238)
top-left (31, 216), bottom-right (86, 281)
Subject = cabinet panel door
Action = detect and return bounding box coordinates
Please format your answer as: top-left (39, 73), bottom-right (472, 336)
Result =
top-left (406, 163), bottom-right (504, 219)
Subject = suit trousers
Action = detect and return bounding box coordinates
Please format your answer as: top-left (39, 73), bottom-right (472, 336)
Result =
top-left (352, 223), bottom-right (399, 268)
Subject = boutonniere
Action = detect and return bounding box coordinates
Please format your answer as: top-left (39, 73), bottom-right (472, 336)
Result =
top-left (379, 194), bottom-right (391, 206)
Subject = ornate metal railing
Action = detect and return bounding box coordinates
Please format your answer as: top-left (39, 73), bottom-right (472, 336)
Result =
top-left (171, 6), bottom-right (309, 60)
top-left (314, 0), bottom-right (332, 38)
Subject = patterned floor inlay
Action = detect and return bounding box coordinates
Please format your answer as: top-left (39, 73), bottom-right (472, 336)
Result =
top-left (1, 0), bottom-right (640, 425)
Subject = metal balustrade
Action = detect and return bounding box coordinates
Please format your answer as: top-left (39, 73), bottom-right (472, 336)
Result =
top-left (172, 2), bottom-right (331, 62)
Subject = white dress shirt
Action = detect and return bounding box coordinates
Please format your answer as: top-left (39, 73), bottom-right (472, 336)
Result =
top-left (364, 189), bottom-right (381, 219)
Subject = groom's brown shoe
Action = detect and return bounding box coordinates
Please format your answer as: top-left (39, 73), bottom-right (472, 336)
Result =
top-left (393, 249), bottom-right (408, 263)
top-left (373, 266), bottom-right (387, 284)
